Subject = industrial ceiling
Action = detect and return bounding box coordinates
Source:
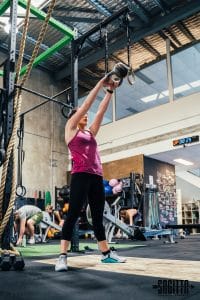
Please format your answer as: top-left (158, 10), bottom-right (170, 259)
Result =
top-left (0, 0), bottom-right (200, 94)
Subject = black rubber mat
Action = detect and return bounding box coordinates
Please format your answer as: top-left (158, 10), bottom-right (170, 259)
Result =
top-left (0, 236), bottom-right (200, 300)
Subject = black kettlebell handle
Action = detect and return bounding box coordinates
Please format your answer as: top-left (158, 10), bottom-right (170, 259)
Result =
top-left (105, 70), bottom-right (123, 86)
top-left (127, 66), bottom-right (135, 85)
top-left (103, 62), bottom-right (135, 92)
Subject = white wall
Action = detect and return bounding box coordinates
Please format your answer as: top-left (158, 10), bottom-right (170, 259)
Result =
top-left (176, 189), bottom-right (182, 225)
top-left (97, 92), bottom-right (200, 163)
top-left (96, 92), bottom-right (200, 213)
top-left (176, 177), bottom-right (200, 203)
top-left (21, 69), bottom-right (68, 204)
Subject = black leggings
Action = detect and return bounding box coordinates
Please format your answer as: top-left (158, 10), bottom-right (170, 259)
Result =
top-left (61, 172), bottom-right (106, 242)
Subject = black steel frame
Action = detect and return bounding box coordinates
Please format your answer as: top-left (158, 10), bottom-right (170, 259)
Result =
top-left (14, 85), bottom-right (72, 117)
top-left (70, 6), bottom-right (128, 107)
top-left (0, 0), bottom-right (73, 248)
top-left (1, 0), bottom-right (18, 250)
top-left (1, 3), bottom-right (128, 251)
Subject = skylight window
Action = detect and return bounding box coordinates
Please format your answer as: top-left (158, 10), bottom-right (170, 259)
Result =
top-left (0, 0), bottom-right (47, 32)
top-left (140, 79), bottom-right (200, 103)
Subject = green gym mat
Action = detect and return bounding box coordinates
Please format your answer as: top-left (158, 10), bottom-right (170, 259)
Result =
top-left (17, 242), bottom-right (146, 257)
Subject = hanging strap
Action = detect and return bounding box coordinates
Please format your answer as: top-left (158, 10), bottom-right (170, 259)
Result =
top-left (104, 28), bottom-right (109, 74)
top-left (126, 15), bottom-right (135, 85)
top-left (16, 116), bottom-right (26, 197)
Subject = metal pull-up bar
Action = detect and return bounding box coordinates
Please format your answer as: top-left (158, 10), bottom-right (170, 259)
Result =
top-left (15, 85), bottom-right (73, 117)
top-left (76, 6), bottom-right (128, 46)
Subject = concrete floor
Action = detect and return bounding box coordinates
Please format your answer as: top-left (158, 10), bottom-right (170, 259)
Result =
top-left (0, 235), bottom-right (200, 300)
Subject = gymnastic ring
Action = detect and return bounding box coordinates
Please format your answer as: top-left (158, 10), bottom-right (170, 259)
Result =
top-left (16, 185), bottom-right (26, 197)
top-left (61, 105), bottom-right (69, 118)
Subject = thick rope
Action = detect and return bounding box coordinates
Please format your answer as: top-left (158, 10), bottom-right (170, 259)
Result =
top-left (0, 0), bottom-right (56, 243)
top-left (20, 0), bottom-right (56, 87)
top-left (0, 0), bottom-right (31, 227)
top-left (0, 242), bottom-right (20, 255)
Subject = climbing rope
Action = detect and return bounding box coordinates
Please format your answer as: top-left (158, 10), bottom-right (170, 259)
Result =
top-left (19, 0), bottom-right (56, 87)
top-left (0, 0), bottom-right (32, 244)
top-left (0, 0), bottom-right (31, 234)
top-left (0, 0), bottom-right (56, 245)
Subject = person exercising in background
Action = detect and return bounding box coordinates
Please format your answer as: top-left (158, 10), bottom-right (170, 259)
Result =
top-left (45, 204), bottom-right (64, 227)
top-left (55, 76), bottom-right (126, 272)
top-left (14, 205), bottom-right (43, 245)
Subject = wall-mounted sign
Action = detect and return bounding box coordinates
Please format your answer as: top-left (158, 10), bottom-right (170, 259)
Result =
top-left (173, 135), bottom-right (199, 147)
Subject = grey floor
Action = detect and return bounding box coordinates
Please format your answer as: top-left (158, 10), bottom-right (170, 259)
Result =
top-left (0, 235), bottom-right (200, 300)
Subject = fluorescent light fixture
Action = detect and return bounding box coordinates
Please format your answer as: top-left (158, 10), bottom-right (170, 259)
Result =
top-left (189, 80), bottom-right (200, 88)
top-left (173, 158), bottom-right (194, 166)
top-left (174, 84), bottom-right (190, 94)
top-left (141, 93), bottom-right (158, 103)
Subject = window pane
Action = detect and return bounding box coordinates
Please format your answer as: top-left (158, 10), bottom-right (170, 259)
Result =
top-left (78, 89), bottom-right (113, 125)
top-left (171, 42), bottom-right (200, 100)
top-left (115, 59), bottom-right (169, 120)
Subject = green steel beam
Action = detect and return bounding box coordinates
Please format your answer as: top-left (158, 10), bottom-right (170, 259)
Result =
top-left (0, 35), bottom-right (71, 77)
top-left (0, 0), bottom-right (10, 16)
top-left (18, 0), bottom-right (75, 37)
top-left (0, 0), bottom-right (75, 77)
top-left (19, 36), bottom-right (71, 76)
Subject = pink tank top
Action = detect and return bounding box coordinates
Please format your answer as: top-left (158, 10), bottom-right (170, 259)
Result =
top-left (68, 130), bottom-right (103, 176)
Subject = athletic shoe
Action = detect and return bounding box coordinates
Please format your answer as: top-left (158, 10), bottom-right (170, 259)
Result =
top-left (27, 237), bottom-right (35, 245)
top-left (101, 250), bottom-right (126, 263)
top-left (55, 255), bottom-right (68, 272)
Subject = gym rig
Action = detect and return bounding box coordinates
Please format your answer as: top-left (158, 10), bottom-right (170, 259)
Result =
top-left (1, 0), bottom-right (199, 271)
top-left (0, 0), bottom-right (74, 271)
top-left (0, 1), bottom-right (137, 264)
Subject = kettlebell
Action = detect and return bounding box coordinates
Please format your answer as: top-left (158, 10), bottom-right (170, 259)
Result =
top-left (105, 63), bottom-right (130, 86)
